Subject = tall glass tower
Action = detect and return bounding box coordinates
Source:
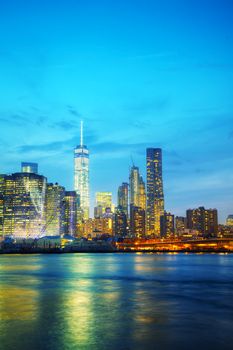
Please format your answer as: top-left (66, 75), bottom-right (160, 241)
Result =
top-left (74, 122), bottom-right (90, 220)
top-left (146, 148), bottom-right (164, 236)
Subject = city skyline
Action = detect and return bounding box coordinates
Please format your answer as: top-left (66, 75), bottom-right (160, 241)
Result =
top-left (0, 1), bottom-right (232, 222)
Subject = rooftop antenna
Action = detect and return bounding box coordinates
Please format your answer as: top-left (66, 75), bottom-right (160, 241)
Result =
top-left (80, 120), bottom-right (83, 147)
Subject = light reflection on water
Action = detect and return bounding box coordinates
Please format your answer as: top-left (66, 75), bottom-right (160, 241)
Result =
top-left (0, 253), bottom-right (233, 350)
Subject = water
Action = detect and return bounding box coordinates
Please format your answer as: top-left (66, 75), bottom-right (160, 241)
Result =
top-left (0, 253), bottom-right (233, 350)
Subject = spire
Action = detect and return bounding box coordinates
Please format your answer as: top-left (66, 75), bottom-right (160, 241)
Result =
top-left (80, 120), bottom-right (83, 147)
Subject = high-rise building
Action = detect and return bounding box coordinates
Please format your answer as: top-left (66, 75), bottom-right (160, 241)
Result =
top-left (21, 162), bottom-right (38, 174)
top-left (83, 217), bottom-right (113, 237)
top-left (74, 121), bottom-right (90, 220)
top-left (117, 182), bottom-right (129, 217)
top-left (226, 215), bottom-right (233, 227)
top-left (175, 216), bottom-right (187, 235)
top-left (138, 176), bottom-right (146, 211)
top-left (64, 191), bottom-right (77, 236)
top-left (146, 148), bottom-right (164, 236)
top-left (114, 206), bottom-right (128, 237)
top-left (0, 172), bottom-right (47, 238)
top-left (130, 205), bottom-right (146, 238)
top-left (129, 166), bottom-right (140, 207)
top-left (45, 183), bottom-right (65, 236)
top-left (95, 192), bottom-right (112, 217)
top-left (160, 212), bottom-right (175, 237)
top-left (186, 207), bottom-right (218, 236)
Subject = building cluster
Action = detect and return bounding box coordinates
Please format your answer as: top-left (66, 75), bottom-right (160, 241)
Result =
top-left (0, 123), bottom-right (232, 240)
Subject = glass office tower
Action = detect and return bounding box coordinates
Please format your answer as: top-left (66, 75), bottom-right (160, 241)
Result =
top-left (74, 122), bottom-right (90, 220)
top-left (0, 172), bottom-right (47, 238)
top-left (117, 182), bottom-right (129, 217)
top-left (146, 148), bottom-right (164, 236)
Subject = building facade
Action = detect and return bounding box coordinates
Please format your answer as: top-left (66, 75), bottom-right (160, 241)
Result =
top-left (117, 182), bottom-right (129, 217)
top-left (226, 215), bottom-right (233, 227)
top-left (160, 211), bottom-right (175, 237)
top-left (114, 206), bottom-right (128, 237)
top-left (130, 205), bottom-right (146, 238)
top-left (74, 122), bottom-right (90, 220)
top-left (146, 148), bottom-right (164, 236)
top-left (0, 172), bottom-right (47, 238)
top-left (129, 166), bottom-right (140, 207)
top-left (138, 175), bottom-right (146, 211)
top-left (64, 191), bottom-right (77, 236)
top-left (186, 206), bottom-right (218, 236)
top-left (45, 183), bottom-right (65, 236)
top-left (95, 192), bottom-right (112, 217)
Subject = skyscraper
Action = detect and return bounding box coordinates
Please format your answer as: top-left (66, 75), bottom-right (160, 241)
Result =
top-left (95, 192), bottom-right (112, 217)
top-left (117, 182), bottom-right (129, 217)
top-left (45, 183), bottom-right (65, 236)
top-left (138, 176), bottom-right (146, 211)
top-left (64, 191), bottom-right (77, 236)
top-left (0, 172), bottom-right (47, 238)
top-left (129, 166), bottom-right (140, 207)
top-left (130, 205), bottom-right (146, 238)
top-left (74, 121), bottom-right (90, 220)
top-left (146, 148), bottom-right (164, 236)
top-left (114, 206), bottom-right (128, 237)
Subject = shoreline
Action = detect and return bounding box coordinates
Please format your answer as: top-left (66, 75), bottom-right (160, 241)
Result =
top-left (0, 249), bottom-right (232, 254)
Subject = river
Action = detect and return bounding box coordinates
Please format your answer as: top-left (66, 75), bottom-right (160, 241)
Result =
top-left (0, 253), bottom-right (233, 349)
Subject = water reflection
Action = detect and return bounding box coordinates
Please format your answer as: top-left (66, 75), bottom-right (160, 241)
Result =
top-left (0, 254), bottom-right (233, 350)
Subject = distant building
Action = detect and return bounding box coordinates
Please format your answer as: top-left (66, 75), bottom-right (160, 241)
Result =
top-left (186, 206), bottom-right (218, 236)
top-left (95, 192), bottom-right (113, 217)
top-left (21, 162), bottom-right (38, 174)
top-left (175, 216), bottom-right (187, 235)
top-left (74, 121), bottom-right (90, 220)
top-left (146, 148), bottom-right (164, 236)
top-left (114, 206), bottom-right (128, 237)
top-left (117, 182), bottom-right (129, 217)
top-left (45, 183), bottom-right (65, 236)
top-left (160, 212), bottom-right (175, 237)
top-left (83, 217), bottom-right (113, 237)
top-left (130, 205), bottom-right (145, 238)
top-left (0, 172), bottom-right (47, 238)
top-left (226, 215), bottom-right (233, 227)
top-left (64, 191), bottom-right (77, 236)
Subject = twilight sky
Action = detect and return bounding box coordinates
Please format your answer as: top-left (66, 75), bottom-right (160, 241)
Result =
top-left (0, 0), bottom-right (233, 222)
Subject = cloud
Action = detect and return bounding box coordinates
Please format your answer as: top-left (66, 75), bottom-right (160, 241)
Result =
top-left (67, 105), bottom-right (81, 117)
top-left (51, 120), bottom-right (78, 130)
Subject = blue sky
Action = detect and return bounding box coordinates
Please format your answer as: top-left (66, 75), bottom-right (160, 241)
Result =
top-left (0, 0), bottom-right (233, 222)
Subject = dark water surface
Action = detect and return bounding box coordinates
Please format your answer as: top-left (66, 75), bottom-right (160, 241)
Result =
top-left (0, 253), bottom-right (233, 350)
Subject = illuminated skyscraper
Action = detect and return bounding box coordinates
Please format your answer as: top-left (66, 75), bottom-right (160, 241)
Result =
top-left (0, 172), bottom-right (47, 238)
top-left (129, 166), bottom-right (140, 207)
top-left (117, 182), bottom-right (129, 217)
top-left (95, 192), bottom-right (112, 217)
top-left (74, 122), bottom-right (90, 220)
top-left (45, 183), bottom-right (65, 236)
top-left (114, 206), bottom-right (128, 237)
top-left (130, 205), bottom-right (145, 238)
top-left (64, 191), bottom-right (77, 236)
top-left (138, 176), bottom-right (146, 211)
top-left (146, 148), bottom-right (164, 236)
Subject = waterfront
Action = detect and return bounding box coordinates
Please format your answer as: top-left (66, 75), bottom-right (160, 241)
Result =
top-left (0, 254), bottom-right (233, 350)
